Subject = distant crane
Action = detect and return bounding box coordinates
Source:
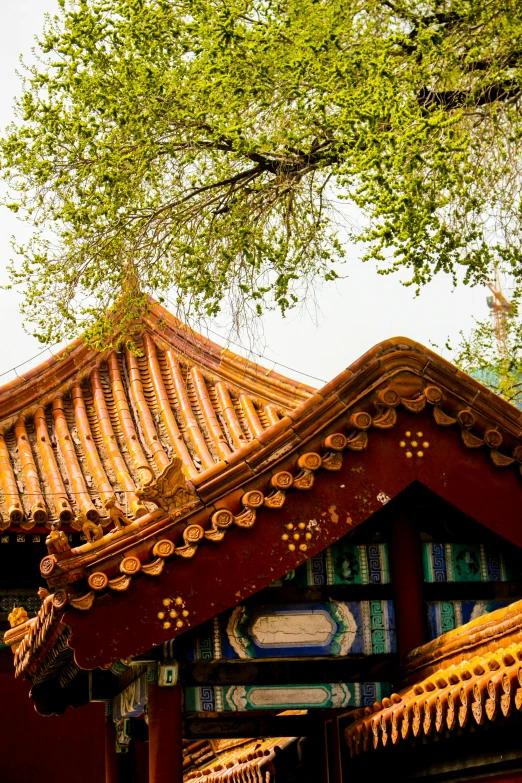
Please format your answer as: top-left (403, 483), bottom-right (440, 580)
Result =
top-left (486, 269), bottom-right (512, 358)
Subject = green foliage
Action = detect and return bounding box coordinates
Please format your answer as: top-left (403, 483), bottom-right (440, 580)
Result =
top-left (453, 308), bottom-right (522, 406)
top-left (3, 0), bottom-right (522, 345)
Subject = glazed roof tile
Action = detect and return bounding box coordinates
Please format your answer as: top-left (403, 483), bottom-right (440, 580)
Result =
top-left (0, 299), bottom-right (312, 531)
top-left (345, 597), bottom-right (522, 755)
top-left (183, 738), bottom-right (296, 782)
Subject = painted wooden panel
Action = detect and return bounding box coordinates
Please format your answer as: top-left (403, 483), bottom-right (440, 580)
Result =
top-left (270, 542), bottom-right (390, 587)
top-left (425, 599), bottom-right (512, 639)
top-left (183, 600), bottom-right (396, 661)
top-left (184, 682), bottom-right (391, 712)
top-left (112, 672), bottom-right (149, 722)
top-left (422, 542), bottom-right (520, 583)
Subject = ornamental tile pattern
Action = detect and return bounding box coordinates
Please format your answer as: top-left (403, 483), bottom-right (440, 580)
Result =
top-left (345, 597), bottom-right (522, 755)
top-left (0, 300), bottom-right (311, 531)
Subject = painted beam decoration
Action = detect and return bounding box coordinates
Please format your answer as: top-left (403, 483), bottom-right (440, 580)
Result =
top-left (270, 542), bottom-right (390, 587)
top-left (422, 542), bottom-right (521, 583)
top-left (183, 600), bottom-right (396, 661)
top-left (185, 682), bottom-right (391, 712)
top-left (425, 599), bottom-right (512, 639)
top-left (112, 671), bottom-right (149, 722)
top-left (111, 674), bottom-right (391, 720)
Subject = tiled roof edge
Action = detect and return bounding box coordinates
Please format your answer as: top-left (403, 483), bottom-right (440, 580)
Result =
top-left (0, 298), bottom-right (315, 425)
top-left (404, 596), bottom-right (522, 681)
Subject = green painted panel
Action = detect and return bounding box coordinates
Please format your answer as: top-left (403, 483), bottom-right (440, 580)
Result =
top-left (184, 682), bottom-right (391, 712)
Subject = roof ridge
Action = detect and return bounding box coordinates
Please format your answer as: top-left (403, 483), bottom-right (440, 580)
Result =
top-left (0, 298), bottom-right (314, 425)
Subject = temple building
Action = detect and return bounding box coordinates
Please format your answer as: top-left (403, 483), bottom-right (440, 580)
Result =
top-left (3, 298), bottom-right (522, 782)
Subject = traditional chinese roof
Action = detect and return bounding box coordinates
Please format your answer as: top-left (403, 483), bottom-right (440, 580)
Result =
top-left (344, 597), bottom-right (522, 755)
top-left (0, 298), bottom-right (312, 531)
top-left (6, 307), bottom-right (522, 711)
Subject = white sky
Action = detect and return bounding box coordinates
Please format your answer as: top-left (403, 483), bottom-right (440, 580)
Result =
top-left (0, 1), bottom-right (488, 388)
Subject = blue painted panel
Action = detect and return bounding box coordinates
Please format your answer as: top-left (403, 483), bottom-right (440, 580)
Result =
top-left (183, 600), bottom-right (396, 661)
top-left (425, 600), bottom-right (512, 639)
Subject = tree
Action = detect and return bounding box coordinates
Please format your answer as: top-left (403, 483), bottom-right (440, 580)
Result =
top-left (453, 299), bottom-right (522, 407)
top-left (2, 0), bottom-right (522, 347)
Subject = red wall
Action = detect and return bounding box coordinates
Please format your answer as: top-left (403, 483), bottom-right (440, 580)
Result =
top-left (0, 672), bottom-right (104, 783)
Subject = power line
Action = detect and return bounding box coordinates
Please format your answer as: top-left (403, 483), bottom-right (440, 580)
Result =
top-left (0, 343), bottom-right (61, 380)
top-left (0, 299), bottom-right (327, 386)
top-left (162, 294), bottom-right (327, 384)
top-left (10, 490), bottom-right (137, 497)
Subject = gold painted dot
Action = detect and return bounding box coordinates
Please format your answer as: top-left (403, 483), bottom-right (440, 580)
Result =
top-left (405, 431), bottom-right (411, 437)
top-left (162, 598), bottom-right (172, 607)
top-left (417, 432), bottom-right (423, 438)
top-left (411, 440), bottom-right (418, 448)
top-left (157, 611), bottom-right (165, 620)
top-left (286, 523), bottom-right (294, 530)
top-left (293, 533), bottom-right (300, 541)
top-left (417, 451), bottom-right (424, 458)
top-left (182, 609), bottom-right (189, 617)
top-left (406, 451), bottom-right (413, 459)
top-left (281, 534), bottom-right (289, 541)
top-left (299, 544), bottom-right (308, 552)
top-left (176, 619), bottom-right (184, 628)
top-left (399, 441), bottom-right (406, 448)
top-left (169, 610), bottom-right (178, 619)
top-left (288, 544), bottom-right (296, 552)
top-left (305, 532), bottom-right (312, 540)
top-left (423, 441), bottom-right (430, 448)
top-left (298, 522), bottom-right (306, 529)
top-left (175, 597), bottom-right (183, 605)
top-left (163, 621), bottom-right (171, 630)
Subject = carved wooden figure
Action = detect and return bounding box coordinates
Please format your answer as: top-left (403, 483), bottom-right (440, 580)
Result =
top-left (83, 518), bottom-right (104, 543)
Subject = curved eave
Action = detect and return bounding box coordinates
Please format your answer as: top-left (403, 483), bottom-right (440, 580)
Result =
top-left (0, 299), bottom-right (314, 427)
top-left (345, 596), bottom-right (522, 757)
top-left (0, 335), bottom-right (96, 425)
top-left (403, 594), bottom-right (522, 683)
top-left (143, 299), bottom-right (315, 408)
top-left (189, 334), bottom-right (522, 492)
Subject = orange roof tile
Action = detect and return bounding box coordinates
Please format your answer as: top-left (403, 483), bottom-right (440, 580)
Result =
top-left (345, 597), bottom-right (522, 755)
top-left (183, 738), bottom-right (296, 782)
top-left (0, 299), bottom-right (312, 531)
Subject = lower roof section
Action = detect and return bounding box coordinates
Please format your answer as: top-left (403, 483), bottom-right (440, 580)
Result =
top-left (184, 737), bottom-right (297, 782)
top-left (345, 597), bottom-right (522, 756)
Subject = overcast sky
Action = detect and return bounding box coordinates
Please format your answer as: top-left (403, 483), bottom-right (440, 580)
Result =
top-left (0, 1), bottom-right (488, 388)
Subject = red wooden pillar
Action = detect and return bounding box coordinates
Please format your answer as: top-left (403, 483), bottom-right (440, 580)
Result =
top-left (104, 707), bottom-right (121, 783)
top-left (388, 501), bottom-right (426, 659)
top-left (148, 681), bottom-right (183, 783)
top-left (329, 714), bottom-right (343, 783)
top-left (321, 715), bottom-right (330, 783)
